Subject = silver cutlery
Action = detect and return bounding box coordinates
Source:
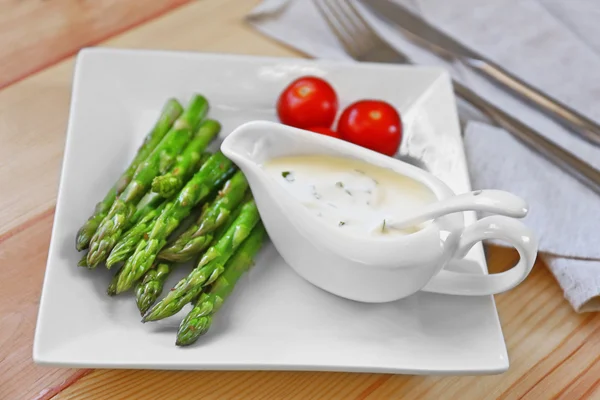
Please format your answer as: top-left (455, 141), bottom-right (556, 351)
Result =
top-left (365, 0), bottom-right (600, 147)
top-left (313, 0), bottom-right (600, 195)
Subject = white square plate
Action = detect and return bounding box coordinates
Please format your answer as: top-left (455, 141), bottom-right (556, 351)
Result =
top-left (34, 48), bottom-right (508, 374)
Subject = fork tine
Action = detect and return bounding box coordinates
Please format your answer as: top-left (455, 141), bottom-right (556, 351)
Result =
top-left (344, 1), bottom-right (396, 51)
top-left (313, 0), bottom-right (361, 58)
top-left (331, 0), bottom-right (369, 37)
top-left (315, 0), bottom-right (394, 57)
top-left (316, 0), bottom-right (410, 64)
top-left (330, 0), bottom-right (378, 53)
top-left (345, 1), bottom-right (376, 31)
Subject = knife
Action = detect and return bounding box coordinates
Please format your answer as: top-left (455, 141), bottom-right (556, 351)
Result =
top-left (365, 0), bottom-right (600, 147)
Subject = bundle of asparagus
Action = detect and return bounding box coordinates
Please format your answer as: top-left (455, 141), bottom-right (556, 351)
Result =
top-left (177, 224), bottom-right (267, 346)
top-left (76, 98), bottom-right (183, 252)
top-left (85, 95), bottom-right (210, 268)
top-left (75, 95), bottom-right (267, 347)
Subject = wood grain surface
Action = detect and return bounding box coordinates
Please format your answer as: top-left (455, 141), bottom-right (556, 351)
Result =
top-left (1, 0), bottom-right (599, 399)
top-left (0, 0), bottom-right (192, 90)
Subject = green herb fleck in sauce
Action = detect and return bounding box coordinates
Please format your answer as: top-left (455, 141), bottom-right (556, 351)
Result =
top-left (339, 221), bottom-right (346, 227)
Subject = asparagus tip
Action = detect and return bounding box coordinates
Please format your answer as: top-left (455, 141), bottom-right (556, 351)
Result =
top-left (136, 296), bottom-right (153, 316)
top-left (114, 270), bottom-right (133, 294)
top-left (86, 249), bottom-right (103, 269)
top-left (140, 310), bottom-right (152, 323)
top-left (151, 175), bottom-right (180, 198)
top-left (175, 336), bottom-right (199, 347)
top-left (76, 228), bottom-right (93, 251)
top-left (141, 315), bottom-right (153, 323)
top-left (77, 256), bottom-right (88, 268)
top-left (76, 239), bottom-right (89, 252)
top-left (141, 303), bottom-right (165, 322)
top-left (106, 252), bottom-right (122, 269)
top-left (176, 316), bottom-right (212, 346)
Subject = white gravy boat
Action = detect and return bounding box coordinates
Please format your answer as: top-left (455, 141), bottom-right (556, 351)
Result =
top-left (222, 121), bottom-right (538, 303)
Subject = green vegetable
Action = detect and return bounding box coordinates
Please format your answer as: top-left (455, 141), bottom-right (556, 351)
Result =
top-left (133, 152), bottom-right (211, 222)
top-left (107, 268), bottom-right (120, 296)
top-left (107, 152), bottom-right (213, 268)
top-left (105, 202), bottom-right (167, 268)
top-left (176, 224), bottom-right (267, 346)
top-left (86, 95), bottom-right (208, 267)
top-left (75, 99), bottom-right (183, 251)
top-left (77, 255), bottom-right (88, 267)
top-left (158, 171), bottom-right (249, 263)
top-left (130, 192), bottom-right (165, 227)
top-left (135, 263), bottom-right (172, 315)
top-left (152, 120), bottom-right (221, 198)
top-left (143, 198), bottom-right (260, 322)
top-left (114, 152), bottom-right (235, 293)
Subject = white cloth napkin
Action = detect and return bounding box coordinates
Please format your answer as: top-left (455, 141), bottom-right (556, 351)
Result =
top-left (247, 0), bottom-right (600, 312)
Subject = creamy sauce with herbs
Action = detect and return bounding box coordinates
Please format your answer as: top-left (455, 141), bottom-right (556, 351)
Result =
top-left (264, 155), bottom-right (437, 236)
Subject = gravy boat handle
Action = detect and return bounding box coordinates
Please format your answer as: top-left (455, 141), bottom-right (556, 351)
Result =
top-left (421, 215), bottom-right (538, 296)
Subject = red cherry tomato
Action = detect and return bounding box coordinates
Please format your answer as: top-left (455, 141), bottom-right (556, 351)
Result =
top-left (307, 126), bottom-right (342, 139)
top-left (337, 100), bottom-right (402, 156)
top-left (277, 76), bottom-right (338, 129)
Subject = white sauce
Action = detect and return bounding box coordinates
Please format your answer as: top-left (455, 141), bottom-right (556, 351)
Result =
top-left (263, 155), bottom-right (436, 236)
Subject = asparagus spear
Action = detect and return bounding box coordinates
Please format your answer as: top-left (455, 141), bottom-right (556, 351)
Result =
top-left (135, 199), bottom-right (245, 312)
top-left (143, 198), bottom-right (260, 322)
top-left (86, 95), bottom-right (208, 267)
top-left (176, 224), bottom-right (267, 346)
top-left (107, 267), bottom-right (121, 296)
top-left (152, 120), bottom-right (221, 198)
top-left (105, 202), bottom-right (167, 268)
top-left (128, 150), bottom-right (212, 228)
top-left (77, 255), bottom-right (88, 267)
top-left (111, 166), bottom-right (236, 292)
top-left (158, 171), bottom-right (249, 263)
top-left (133, 149), bottom-right (212, 224)
top-left (129, 192), bottom-right (164, 227)
top-left (75, 99), bottom-right (183, 251)
top-left (106, 153), bottom-right (214, 269)
top-left (75, 188), bottom-right (116, 252)
top-left (115, 152), bottom-right (235, 293)
top-left (135, 262), bottom-right (172, 315)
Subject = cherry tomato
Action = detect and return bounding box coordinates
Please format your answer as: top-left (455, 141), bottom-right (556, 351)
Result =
top-left (307, 126), bottom-right (341, 139)
top-left (277, 76), bottom-right (338, 129)
top-left (337, 100), bottom-right (402, 156)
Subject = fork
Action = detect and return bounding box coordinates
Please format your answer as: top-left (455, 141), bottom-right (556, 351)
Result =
top-left (313, 0), bottom-right (600, 195)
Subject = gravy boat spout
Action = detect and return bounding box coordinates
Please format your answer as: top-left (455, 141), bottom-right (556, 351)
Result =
top-left (221, 121), bottom-right (537, 303)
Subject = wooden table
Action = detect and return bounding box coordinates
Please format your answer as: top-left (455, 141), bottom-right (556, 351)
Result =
top-left (1, 0), bottom-right (599, 398)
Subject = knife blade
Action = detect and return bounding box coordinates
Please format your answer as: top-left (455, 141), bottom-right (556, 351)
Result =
top-left (366, 0), bottom-right (478, 61)
top-left (363, 0), bottom-right (600, 146)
